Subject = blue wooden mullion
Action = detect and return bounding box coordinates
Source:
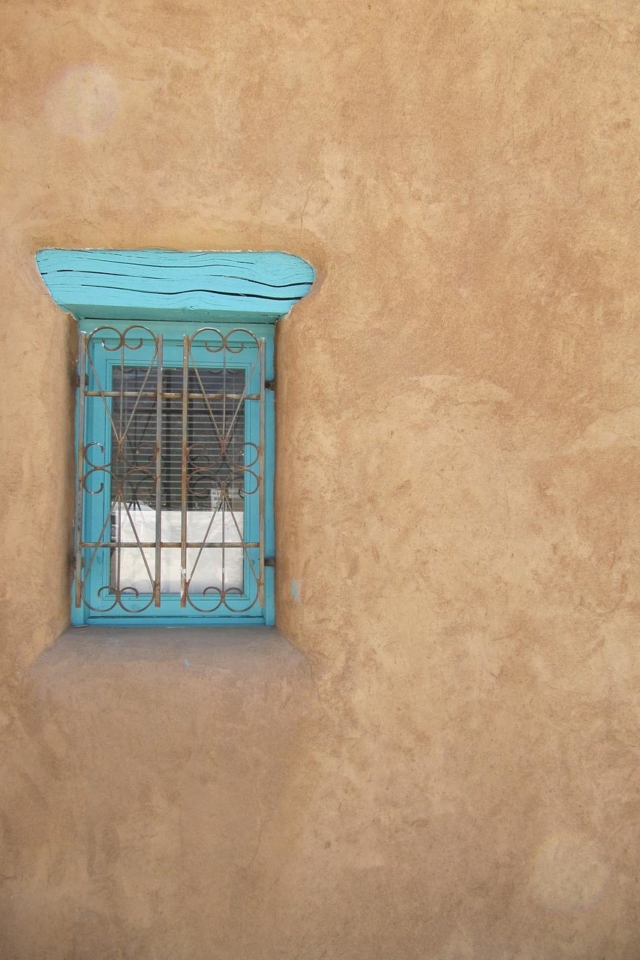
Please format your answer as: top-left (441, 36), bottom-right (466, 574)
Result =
top-left (264, 385), bottom-right (276, 628)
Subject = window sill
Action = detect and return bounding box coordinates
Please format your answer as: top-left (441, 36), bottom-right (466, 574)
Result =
top-left (29, 625), bottom-right (309, 689)
top-left (23, 627), bottom-right (320, 826)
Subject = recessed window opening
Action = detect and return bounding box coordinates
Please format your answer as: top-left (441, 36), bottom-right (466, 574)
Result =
top-left (35, 248), bottom-right (315, 628)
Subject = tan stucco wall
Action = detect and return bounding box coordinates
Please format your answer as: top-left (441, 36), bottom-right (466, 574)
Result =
top-left (2, 0), bottom-right (640, 956)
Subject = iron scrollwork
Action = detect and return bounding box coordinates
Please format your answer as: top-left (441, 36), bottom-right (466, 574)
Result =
top-left (75, 325), bottom-right (266, 616)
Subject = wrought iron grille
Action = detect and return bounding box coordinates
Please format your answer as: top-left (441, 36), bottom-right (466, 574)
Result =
top-left (75, 325), bottom-right (266, 617)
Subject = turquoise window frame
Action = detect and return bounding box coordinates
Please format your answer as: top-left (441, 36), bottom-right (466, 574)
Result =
top-left (35, 249), bottom-right (315, 629)
top-left (77, 321), bottom-right (273, 627)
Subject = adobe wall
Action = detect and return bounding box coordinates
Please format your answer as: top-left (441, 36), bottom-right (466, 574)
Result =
top-left (1, 0), bottom-right (640, 957)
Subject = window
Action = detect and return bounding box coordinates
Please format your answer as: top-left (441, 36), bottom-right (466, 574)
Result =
top-left (75, 321), bottom-right (271, 625)
top-left (36, 249), bottom-right (315, 627)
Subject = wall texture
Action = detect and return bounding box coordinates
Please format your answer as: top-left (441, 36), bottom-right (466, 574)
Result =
top-left (2, 0), bottom-right (640, 956)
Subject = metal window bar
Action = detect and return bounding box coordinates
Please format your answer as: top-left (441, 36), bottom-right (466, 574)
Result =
top-left (75, 325), bottom-right (266, 616)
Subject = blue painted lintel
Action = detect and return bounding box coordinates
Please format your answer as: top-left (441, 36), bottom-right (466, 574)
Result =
top-left (36, 249), bottom-right (315, 323)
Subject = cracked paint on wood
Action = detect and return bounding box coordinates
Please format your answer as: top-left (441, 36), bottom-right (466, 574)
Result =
top-left (36, 249), bottom-right (315, 321)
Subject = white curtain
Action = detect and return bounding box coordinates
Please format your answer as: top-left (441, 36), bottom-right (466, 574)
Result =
top-left (110, 505), bottom-right (244, 594)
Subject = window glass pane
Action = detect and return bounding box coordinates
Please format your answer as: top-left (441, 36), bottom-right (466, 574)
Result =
top-left (110, 366), bottom-right (246, 595)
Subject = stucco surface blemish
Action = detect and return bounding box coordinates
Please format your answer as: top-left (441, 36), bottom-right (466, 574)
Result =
top-left (3, 0), bottom-right (640, 957)
top-left (530, 834), bottom-right (610, 912)
top-left (45, 66), bottom-right (120, 141)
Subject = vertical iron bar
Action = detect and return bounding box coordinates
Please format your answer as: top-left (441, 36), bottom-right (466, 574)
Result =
top-left (222, 340), bottom-right (226, 601)
top-left (180, 335), bottom-right (189, 606)
top-left (74, 333), bottom-right (87, 607)
top-left (114, 339), bottom-right (123, 599)
top-left (154, 335), bottom-right (163, 606)
top-left (222, 333), bottom-right (227, 447)
top-left (221, 481), bottom-right (226, 602)
top-left (258, 338), bottom-right (265, 607)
